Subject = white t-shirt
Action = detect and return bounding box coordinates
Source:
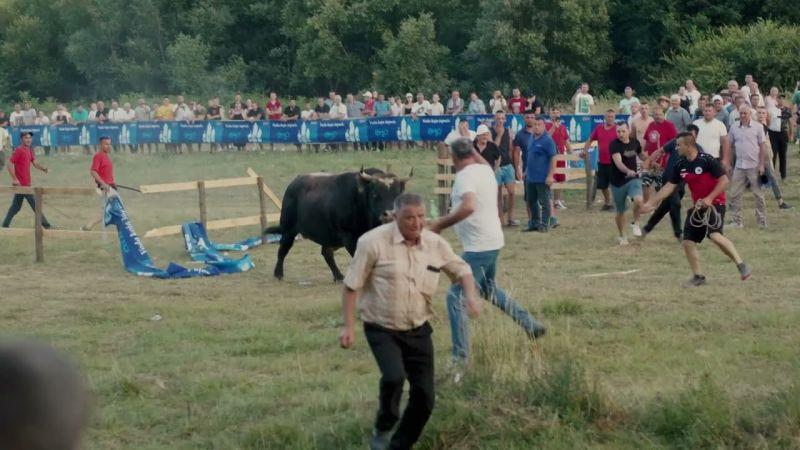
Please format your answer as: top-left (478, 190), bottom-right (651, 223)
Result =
top-left (574, 93), bottom-right (594, 114)
top-left (429, 102), bottom-right (444, 116)
top-left (687, 89), bottom-right (701, 113)
top-left (329, 104), bottom-right (347, 119)
top-left (412, 101), bottom-right (431, 116)
top-left (300, 109), bottom-right (314, 120)
top-left (443, 129), bottom-right (477, 146)
top-left (451, 163), bottom-right (504, 252)
top-left (9, 111), bottom-right (24, 126)
top-left (489, 98), bottom-right (507, 113)
top-left (0, 126), bottom-right (9, 151)
top-left (767, 106), bottom-right (781, 132)
top-left (693, 118), bottom-right (728, 158)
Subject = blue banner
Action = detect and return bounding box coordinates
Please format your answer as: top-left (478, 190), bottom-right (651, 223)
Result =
top-left (8, 115), bottom-right (623, 147)
top-left (104, 196), bottom-right (254, 279)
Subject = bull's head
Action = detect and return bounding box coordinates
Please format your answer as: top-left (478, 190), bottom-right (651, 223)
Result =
top-left (357, 167), bottom-right (412, 227)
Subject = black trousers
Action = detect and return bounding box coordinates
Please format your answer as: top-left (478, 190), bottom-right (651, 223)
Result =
top-left (768, 129), bottom-right (788, 180)
top-left (2, 194), bottom-right (51, 228)
top-left (364, 321), bottom-right (434, 450)
top-left (644, 183), bottom-right (684, 238)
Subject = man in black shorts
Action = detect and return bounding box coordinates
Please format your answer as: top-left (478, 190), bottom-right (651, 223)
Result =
top-left (642, 132), bottom-right (751, 287)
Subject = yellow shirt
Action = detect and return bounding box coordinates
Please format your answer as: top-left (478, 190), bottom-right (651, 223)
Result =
top-left (156, 105), bottom-right (174, 120)
top-left (344, 222), bottom-right (471, 331)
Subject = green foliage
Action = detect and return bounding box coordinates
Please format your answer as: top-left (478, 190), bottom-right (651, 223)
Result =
top-left (375, 13), bottom-right (451, 94)
top-left (0, 0), bottom-right (799, 104)
top-left (653, 20), bottom-right (800, 93)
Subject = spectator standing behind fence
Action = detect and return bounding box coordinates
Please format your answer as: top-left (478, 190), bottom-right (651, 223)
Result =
top-left (429, 94), bottom-right (444, 115)
top-left (618, 86), bottom-right (639, 115)
top-left (527, 91), bottom-right (543, 115)
top-left (492, 112), bottom-right (519, 227)
top-left (490, 90), bottom-right (507, 113)
top-left (509, 88), bottom-right (526, 115)
top-left (315, 97), bottom-right (330, 119)
top-left (375, 94), bottom-right (392, 117)
top-left (412, 93), bottom-right (430, 116)
top-left (266, 93), bottom-right (282, 120)
top-left (391, 97), bottom-right (402, 117)
top-left (2, 132), bottom-right (52, 229)
top-left (51, 105), bottom-right (72, 154)
top-left (363, 92), bottom-right (375, 117)
top-left (447, 90), bottom-right (463, 115)
top-left (547, 107), bottom-right (569, 213)
top-left (468, 93), bottom-right (486, 114)
top-left (573, 83), bottom-right (594, 115)
top-left (402, 94), bottom-right (413, 116)
top-left (22, 101), bottom-right (37, 125)
top-left (9, 104), bottom-right (24, 126)
top-left (346, 94), bottom-right (365, 150)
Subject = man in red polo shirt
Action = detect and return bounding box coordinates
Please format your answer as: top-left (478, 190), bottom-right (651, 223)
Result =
top-left (266, 92), bottom-right (282, 120)
top-left (3, 132), bottom-right (52, 228)
top-left (82, 136), bottom-right (116, 231)
top-left (583, 110), bottom-right (618, 211)
top-left (642, 107), bottom-right (677, 202)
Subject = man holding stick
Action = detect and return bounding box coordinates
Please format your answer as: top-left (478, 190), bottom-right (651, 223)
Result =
top-left (340, 192), bottom-right (479, 450)
top-left (82, 137), bottom-right (116, 231)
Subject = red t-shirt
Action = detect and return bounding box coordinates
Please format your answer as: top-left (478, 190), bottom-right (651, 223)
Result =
top-left (267, 100), bottom-right (282, 120)
top-left (9, 146), bottom-right (34, 186)
top-left (589, 124), bottom-right (617, 165)
top-left (508, 97), bottom-right (527, 114)
top-left (363, 99), bottom-right (375, 116)
top-left (546, 122), bottom-right (569, 153)
top-left (644, 120), bottom-right (677, 167)
top-left (91, 151), bottom-right (115, 185)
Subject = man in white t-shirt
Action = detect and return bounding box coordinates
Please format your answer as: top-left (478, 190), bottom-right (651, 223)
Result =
top-left (442, 120), bottom-right (476, 147)
top-left (429, 137), bottom-right (546, 369)
top-left (429, 94), bottom-right (444, 116)
top-left (693, 104), bottom-right (730, 170)
top-left (412, 93), bottom-right (431, 116)
top-left (573, 82), bottom-right (594, 115)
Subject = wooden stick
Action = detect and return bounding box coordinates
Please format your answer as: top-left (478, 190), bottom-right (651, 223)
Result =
top-left (245, 167), bottom-right (283, 209)
top-left (197, 180), bottom-right (207, 228)
top-left (34, 187), bottom-right (44, 263)
top-left (257, 177), bottom-right (268, 231)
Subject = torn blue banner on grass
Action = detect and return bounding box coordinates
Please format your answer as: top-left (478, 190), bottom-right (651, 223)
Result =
top-left (104, 196), bottom-right (254, 278)
top-left (181, 221), bottom-right (281, 265)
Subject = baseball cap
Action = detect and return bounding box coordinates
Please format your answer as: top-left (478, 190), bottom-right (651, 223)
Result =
top-left (476, 124), bottom-right (491, 135)
top-left (711, 95), bottom-right (723, 103)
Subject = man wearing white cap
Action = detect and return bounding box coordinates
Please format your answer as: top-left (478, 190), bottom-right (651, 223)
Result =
top-left (667, 94), bottom-right (692, 133)
top-left (712, 95), bottom-right (729, 128)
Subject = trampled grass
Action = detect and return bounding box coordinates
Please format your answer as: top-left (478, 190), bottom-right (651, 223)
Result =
top-left (1, 145), bottom-right (799, 449)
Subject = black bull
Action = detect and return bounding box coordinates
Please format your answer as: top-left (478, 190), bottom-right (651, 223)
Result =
top-left (264, 168), bottom-right (411, 281)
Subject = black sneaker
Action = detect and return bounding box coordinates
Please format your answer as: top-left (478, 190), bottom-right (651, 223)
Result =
top-left (779, 202), bottom-right (792, 210)
top-left (738, 262), bottom-right (751, 281)
top-left (685, 274), bottom-right (707, 287)
top-left (527, 326), bottom-right (547, 340)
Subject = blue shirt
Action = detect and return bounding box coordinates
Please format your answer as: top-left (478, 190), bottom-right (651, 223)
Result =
top-left (513, 128), bottom-right (535, 172)
top-left (375, 100), bottom-right (391, 116)
top-left (525, 132), bottom-right (557, 183)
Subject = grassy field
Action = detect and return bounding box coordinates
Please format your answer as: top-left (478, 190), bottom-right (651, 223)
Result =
top-left (1, 146), bottom-right (799, 449)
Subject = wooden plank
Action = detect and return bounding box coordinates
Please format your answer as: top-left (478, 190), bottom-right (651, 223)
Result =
top-left (434, 174), bottom-right (455, 181)
top-left (140, 181), bottom-right (198, 194)
top-left (551, 183), bottom-right (588, 190)
top-left (143, 213), bottom-right (281, 238)
top-left (0, 228), bottom-right (116, 239)
top-left (198, 180), bottom-right (207, 228)
top-left (555, 153), bottom-right (584, 162)
top-left (203, 177), bottom-right (258, 189)
top-left (0, 186), bottom-right (96, 196)
top-left (553, 168), bottom-right (588, 179)
top-left (257, 177), bottom-right (268, 231)
top-left (436, 158), bottom-right (453, 166)
top-left (34, 187), bottom-right (44, 263)
top-left (433, 187), bottom-right (453, 195)
top-left (246, 167), bottom-right (283, 210)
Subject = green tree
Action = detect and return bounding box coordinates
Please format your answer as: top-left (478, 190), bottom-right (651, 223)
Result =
top-left (374, 13), bottom-right (451, 95)
top-left (653, 20), bottom-right (800, 93)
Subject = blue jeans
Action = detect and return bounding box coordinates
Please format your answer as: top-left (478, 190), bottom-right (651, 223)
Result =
top-left (525, 182), bottom-right (551, 230)
top-left (445, 250), bottom-right (544, 361)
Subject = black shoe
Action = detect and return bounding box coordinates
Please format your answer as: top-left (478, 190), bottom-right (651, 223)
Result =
top-left (601, 204), bottom-right (614, 212)
top-left (684, 274), bottom-right (706, 287)
top-left (521, 226), bottom-right (539, 233)
top-left (527, 326), bottom-right (547, 340)
top-left (43, 223), bottom-right (53, 230)
top-left (779, 202), bottom-right (792, 210)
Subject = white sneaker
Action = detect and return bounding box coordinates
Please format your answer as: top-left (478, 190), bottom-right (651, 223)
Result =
top-left (618, 236), bottom-right (629, 246)
top-left (631, 223), bottom-right (642, 237)
top-left (555, 200), bottom-right (567, 209)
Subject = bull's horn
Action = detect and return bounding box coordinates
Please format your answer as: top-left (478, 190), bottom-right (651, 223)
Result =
top-left (358, 167), bottom-right (375, 181)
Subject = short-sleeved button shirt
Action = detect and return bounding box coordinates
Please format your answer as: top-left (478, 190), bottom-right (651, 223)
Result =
top-left (344, 222), bottom-right (471, 331)
top-left (728, 121), bottom-right (764, 170)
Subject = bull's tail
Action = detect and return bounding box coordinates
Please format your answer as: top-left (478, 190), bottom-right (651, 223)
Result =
top-left (263, 225), bottom-right (282, 235)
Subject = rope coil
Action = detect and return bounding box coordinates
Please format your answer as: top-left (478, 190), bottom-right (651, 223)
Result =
top-left (688, 202), bottom-right (722, 229)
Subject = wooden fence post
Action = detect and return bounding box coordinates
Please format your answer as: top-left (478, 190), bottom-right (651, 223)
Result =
top-left (584, 153), bottom-right (593, 210)
top-left (197, 180), bottom-right (207, 228)
top-left (34, 187), bottom-right (44, 263)
top-left (436, 145), bottom-right (450, 216)
top-left (257, 177), bottom-right (268, 231)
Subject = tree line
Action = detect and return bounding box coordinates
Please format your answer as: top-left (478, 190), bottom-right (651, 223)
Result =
top-left (0, 0), bottom-right (798, 104)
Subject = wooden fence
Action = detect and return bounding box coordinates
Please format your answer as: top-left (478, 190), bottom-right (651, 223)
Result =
top-left (0, 186), bottom-right (104, 262)
top-left (141, 167), bottom-right (282, 238)
top-left (434, 142), bottom-right (595, 213)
